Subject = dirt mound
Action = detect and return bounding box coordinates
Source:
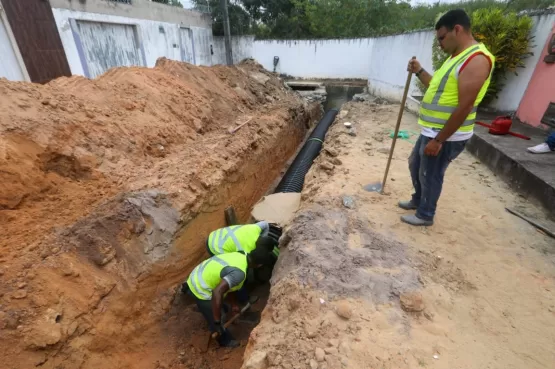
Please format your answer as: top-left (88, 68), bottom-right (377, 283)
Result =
top-left (0, 58), bottom-right (319, 369)
top-left (242, 204), bottom-right (421, 369)
top-left (274, 205), bottom-right (420, 302)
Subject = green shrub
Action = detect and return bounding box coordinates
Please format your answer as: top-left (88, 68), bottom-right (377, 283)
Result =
top-left (418, 8), bottom-right (533, 106)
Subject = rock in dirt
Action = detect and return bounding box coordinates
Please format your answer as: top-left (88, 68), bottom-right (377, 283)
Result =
top-left (342, 196), bottom-right (355, 209)
top-left (315, 347), bottom-right (326, 362)
top-left (244, 350), bottom-right (268, 369)
top-left (336, 302), bottom-right (352, 320)
top-left (338, 110), bottom-right (349, 119)
top-left (11, 290), bottom-right (27, 299)
top-left (338, 341), bottom-right (350, 354)
top-left (310, 359), bottom-right (319, 369)
top-left (320, 162), bottom-right (334, 172)
top-left (331, 157), bottom-right (342, 166)
top-left (400, 292), bottom-right (425, 312)
top-left (377, 147), bottom-right (390, 154)
top-left (324, 347), bottom-right (338, 355)
top-left (324, 147), bottom-right (339, 157)
top-left (328, 339), bottom-right (339, 348)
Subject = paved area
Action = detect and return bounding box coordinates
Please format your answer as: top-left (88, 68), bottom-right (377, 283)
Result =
top-left (467, 119), bottom-right (555, 217)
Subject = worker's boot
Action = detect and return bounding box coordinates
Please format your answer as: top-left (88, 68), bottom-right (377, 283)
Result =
top-left (218, 329), bottom-right (240, 348)
top-left (400, 214), bottom-right (433, 227)
top-left (398, 200), bottom-right (418, 210)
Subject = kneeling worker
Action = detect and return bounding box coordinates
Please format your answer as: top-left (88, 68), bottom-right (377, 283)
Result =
top-left (184, 248), bottom-right (273, 348)
top-left (206, 220), bottom-right (278, 257)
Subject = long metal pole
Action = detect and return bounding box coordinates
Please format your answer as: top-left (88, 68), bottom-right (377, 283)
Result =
top-left (381, 56), bottom-right (415, 194)
top-left (220, 0), bottom-right (233, 65)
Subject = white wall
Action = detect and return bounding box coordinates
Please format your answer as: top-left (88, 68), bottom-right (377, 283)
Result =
top-left (212, 36), bottom-right (254, 65)
top-left (252, 39), bottom-right (374, 79)
top-left (0, 13), bottom-right (28, 81)
top-left (52, 8), bottom-right (214, 77)
top-left (367, 30), bottom-right (433, 101)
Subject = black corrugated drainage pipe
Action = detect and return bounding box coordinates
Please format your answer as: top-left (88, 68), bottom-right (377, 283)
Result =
top-left (274, 109), bottom-right (339, 193)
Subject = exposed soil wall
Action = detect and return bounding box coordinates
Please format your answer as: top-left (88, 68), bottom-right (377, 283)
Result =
top-left (0, 59), bottom-right (319, 369)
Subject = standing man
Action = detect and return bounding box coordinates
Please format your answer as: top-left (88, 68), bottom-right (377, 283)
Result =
top-left (400, 9), bottom-right (495, 226)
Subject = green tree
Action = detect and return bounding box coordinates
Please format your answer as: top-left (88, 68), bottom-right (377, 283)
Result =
top-left (192, 0), bottom-right (254, 36)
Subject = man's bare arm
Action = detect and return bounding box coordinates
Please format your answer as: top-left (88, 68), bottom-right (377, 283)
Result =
top-left (417, 69), bottom-right (433, 88)
top-left (435, 55), bottom-right (490, 143)
top-left (212, 280), bottom-right (230, 322)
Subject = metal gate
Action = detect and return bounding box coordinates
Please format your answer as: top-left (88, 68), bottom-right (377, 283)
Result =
top-left (1, 0), bottom-right (71, 83)
top-left (75, 20), bottom-right (144, 79)
top-left (180, 27), bottom-right (195, 64)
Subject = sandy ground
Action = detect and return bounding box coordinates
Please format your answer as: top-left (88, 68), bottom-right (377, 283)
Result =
top-left (243, 101), bottom-right (555, 369)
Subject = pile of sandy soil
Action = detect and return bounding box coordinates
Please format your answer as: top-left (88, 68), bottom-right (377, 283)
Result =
top-left (0, 59), bottom-right (319, 369)
top-left (242, 101), bottom-right (555, 369)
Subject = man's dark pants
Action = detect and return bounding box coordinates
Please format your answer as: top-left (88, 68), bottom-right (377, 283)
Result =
top-left (409, 135), bottom-right (467, 221)
top-left (546, 132), bottom-right (555, 150)
top-left (186, 288), bottom-right (234, 346)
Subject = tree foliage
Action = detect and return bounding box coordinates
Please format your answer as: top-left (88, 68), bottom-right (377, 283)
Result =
top-left (194, 0), bottom-right (551, 38)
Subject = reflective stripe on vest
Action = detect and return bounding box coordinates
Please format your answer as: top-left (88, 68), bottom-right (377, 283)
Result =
top-left (209, 225), bottom-right (245, 254)
top-left (418, 44), bottom-right (494, 132)
top-left (188, 256), bottom-right (229, 300)
top-left (208, 225), bottom-right (262, 255)
top-left (187, 253), bottom-right (247, 300)
top-left (272, 246), bottom-right (280, 258)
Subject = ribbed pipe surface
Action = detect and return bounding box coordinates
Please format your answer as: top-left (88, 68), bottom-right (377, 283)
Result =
top-left (274, 109), bottom-right (338, 193)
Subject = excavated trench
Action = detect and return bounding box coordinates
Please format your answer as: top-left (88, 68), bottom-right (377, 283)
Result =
top-left (0, 59), bottom-right (325, 369)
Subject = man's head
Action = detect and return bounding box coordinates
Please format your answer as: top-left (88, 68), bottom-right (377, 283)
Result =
top-left (255, 236), bottom-right (277, 253)
top-left (435, 9), bottom-right (472, 55)
top-left (247, 247), bottom-right (274, 269)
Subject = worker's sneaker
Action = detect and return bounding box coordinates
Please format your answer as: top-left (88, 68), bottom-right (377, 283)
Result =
top-left (401, 214), bottom-right (433, 227)
top-left (527, 143), bottom-right (553, 154)
top-left (398, 200), bottom-right (418, 210)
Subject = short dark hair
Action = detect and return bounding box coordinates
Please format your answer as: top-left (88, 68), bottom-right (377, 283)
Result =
top-left (248, 247), bottom-right (274, 266)
top-left (256, 236), bottom-right (277, 253)
top-left (435, 9), bottom-right (471, 31)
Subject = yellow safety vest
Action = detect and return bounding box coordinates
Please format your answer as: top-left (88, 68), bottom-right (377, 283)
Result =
top-left (418, 43), bottom-right (495, 133)
top-left (207, 224), bottom-right (262, 255)
top-left (187, 252), bottom-right (248, 300)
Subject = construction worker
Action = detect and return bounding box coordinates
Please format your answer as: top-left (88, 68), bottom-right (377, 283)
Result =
top-left (206, 221), bottom-right (279, 259)
top-left (184, 248), bottom-right (274, 348)
top-left (401, 9), bottom-right (495, 226)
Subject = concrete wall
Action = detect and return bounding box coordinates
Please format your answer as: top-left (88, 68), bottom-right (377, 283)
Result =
top-left (0, 11), bottom-right (28, 81)
top-left (252, 38), bottom-right (374, 79)
top-left (517, 23), bottom-right (555, 127)
top-left (367, 30), bottom-right (433, 101)
top-left (51, 0), bottom-right (214, 78)
top-left (212, 36), bottom-right (254, 65)
top-left (50, 0), bottom-right (211, 28)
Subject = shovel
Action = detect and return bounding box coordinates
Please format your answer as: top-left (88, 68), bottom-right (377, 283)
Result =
top-left (364, 57), bottom-right (415, 194)
top-left (203, 302), bottom-right (251, 352)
